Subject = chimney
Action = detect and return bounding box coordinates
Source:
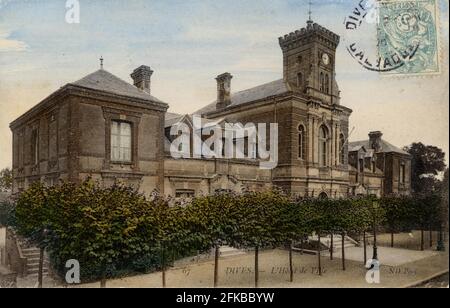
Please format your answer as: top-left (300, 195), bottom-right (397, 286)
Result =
top-left (369, 131), bottom-right (383, 152)
top-left (131, 65), bottom-right (154, 94)
top-left (216, 73), bottom-right (233, 109)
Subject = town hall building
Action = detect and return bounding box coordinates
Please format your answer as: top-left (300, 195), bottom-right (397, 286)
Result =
top-left (9, 20), bottom-right (411, 198)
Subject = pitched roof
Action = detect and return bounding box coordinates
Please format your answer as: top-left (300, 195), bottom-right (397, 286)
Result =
top-left (195, 79), bottom-right (290, 115)
top-left (71, 69), bottom-right (166, 104)
top-left (349, 139), bottom-right (409, 155)
top-left (165, 112), bottom-right (185, 128)
top-left (165, 112), bottom-right (226, 129)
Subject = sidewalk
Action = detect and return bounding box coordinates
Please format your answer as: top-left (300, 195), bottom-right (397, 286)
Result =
top-left (75, 246), bottom-right (448, 288)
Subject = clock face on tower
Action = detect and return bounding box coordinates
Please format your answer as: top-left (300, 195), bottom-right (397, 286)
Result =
top-left (322, 53), bottom-right (330, 65)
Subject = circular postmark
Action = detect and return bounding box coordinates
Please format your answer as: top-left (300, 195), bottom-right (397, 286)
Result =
top-left (344, 0), bottom-right (438, 74)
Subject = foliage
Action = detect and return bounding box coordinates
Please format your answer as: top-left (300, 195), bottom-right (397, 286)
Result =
top-left (0, 200), bottom-right (15, 227)
top-left (228, 190), bottom-right (289, 249)
top-left (11, 179), bottom-right (445, 283)
top-left (0, 168), bottom-right (12, 192)
top-left (404, 143), bottom-right (447, 193)
top-left (15, 180), bottom-right (172, 281)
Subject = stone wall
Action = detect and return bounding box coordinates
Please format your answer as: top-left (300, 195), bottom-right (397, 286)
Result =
top-left (5, 228), bottom-right (26, 277)
top-left (0, 265), bottom-right (17, 288)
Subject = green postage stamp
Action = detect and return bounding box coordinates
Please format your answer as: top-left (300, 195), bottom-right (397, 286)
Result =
top-left (377, 0), bottom-right (441, 76)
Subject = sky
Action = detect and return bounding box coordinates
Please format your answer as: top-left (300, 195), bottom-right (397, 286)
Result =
top-left (0, 0), bottom-right (449, 169)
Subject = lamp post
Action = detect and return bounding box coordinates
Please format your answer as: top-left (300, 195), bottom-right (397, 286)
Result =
top-left (437, 198), bottom-right (446, 252)
top-left (38, 228), bottom-right (49, 288)
top-left (437, 223), bottom-right (445, 252)
top-left (372, 201), bottom-right (378, 261)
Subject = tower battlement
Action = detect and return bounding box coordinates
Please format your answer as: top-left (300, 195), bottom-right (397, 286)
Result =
top-left (279, 22), bottom-right (340, 50)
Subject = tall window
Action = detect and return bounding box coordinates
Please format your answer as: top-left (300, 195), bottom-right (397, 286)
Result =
top-left (31, 128), bottom-right (39, 165)
top-left (249, 139), bottom-right (257, 159)
top-left (298, 125), bottom-right (306, 160)
top-left (339, 134), bottom-right (345, 165)
top-left (400, 163), bottom-right (406, 184)
top-left (325, 74), bottom-right (330, 93)
top-left (111, 121), bottom-right (132, 163)
top-left (319, 125), bottom-right (328, 167)
top-left (319, 72), bottom-right (324, 92)
top-left (297, 72), bottom-right (303, 88)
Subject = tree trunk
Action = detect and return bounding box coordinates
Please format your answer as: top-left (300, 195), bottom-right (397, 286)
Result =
top-left (317, 234), bottom-right (322, 276)
top-left (391, 231), bottom-right (394, 248)
top-left (38, 247), bottom-right (44, 288)
top-left (429, 228), bottom-right (433, 248)
top-left (421, 229), bottom-right (424, 251)
top-left (254, 246), bottom-right (259, 288)
top-left (162, 246), bottom-right (166, 288)
top-left (363, 231), bottom-right (367, 265)
top-left (289, 242), bottom-right (294, 282)
top-left (341, 232), bottom-right (346, 271)
top-left (100, 278), bottom-right (107, 288)
top-left (330, 233), bottom-right (334, 260)
top-left (214, 246), bottom-right (220, 288)
top-left (300, 238), bottom-right (304, 255)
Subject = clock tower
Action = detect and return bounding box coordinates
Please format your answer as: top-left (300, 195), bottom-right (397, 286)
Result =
top-left (279, 20), bottom-right (341, 105)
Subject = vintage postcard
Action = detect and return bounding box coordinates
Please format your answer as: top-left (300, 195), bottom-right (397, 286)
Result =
top-left (0, 0), bottom-right (448, 294)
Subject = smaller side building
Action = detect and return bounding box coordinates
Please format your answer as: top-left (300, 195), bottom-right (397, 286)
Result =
top-left (348, 131), bottom-right (411, 197)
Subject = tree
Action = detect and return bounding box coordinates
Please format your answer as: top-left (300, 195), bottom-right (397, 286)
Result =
top-left (187, 193), bottom-right (238, 287)
top-left (228, 191), bottom-right (288, 287)
top-left (0, 168), bottom-right (12, 192)
top-left (404, 143), bottom-right (446, 194)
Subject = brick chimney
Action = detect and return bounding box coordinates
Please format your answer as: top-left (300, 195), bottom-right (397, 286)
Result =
top-left (131, 65), bottom-right (153, 94)
top-left (216, 73), bottom-right (233, 109)
top-left (369, 131), bottom-right (383, 152)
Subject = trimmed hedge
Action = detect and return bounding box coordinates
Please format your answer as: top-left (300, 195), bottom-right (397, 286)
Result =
top-left (10, 179), bottom-right (444, 282)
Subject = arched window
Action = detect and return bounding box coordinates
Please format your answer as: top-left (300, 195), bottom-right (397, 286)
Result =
top-left (298, 125), bottom-right (306, 159)
top-left (319, 125), bottom-right (328, 167)
top-left (319, 72), bottom-right (324, 92)
top-left (318, 192), bottom-right (328, 199)
top-left (325, 74), bottom-right (330, 93)
top-left (339, 133), bottom-right (345, 165)
top-left (297, 72), bottom-right (303, 88)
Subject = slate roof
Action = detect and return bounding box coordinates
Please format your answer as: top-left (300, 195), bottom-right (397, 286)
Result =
top-left (348, 139), bottom-right (409, 155)
top-left (165, 112), bottom-right (185, 128)
top-left (195, 79), bottom-right (290, 115)
top-left (164, 112), bottom-right (225, 129)
top-left (71, 69), bottom-right (166, 104)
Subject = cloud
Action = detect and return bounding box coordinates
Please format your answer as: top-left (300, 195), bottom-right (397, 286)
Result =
top-left (0, 29), bottom-right (28, 52)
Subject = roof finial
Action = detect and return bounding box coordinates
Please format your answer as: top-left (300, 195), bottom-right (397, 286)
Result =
top-left (308, 0), bottom-right (313, 23)
top-left (100, 56), bottom-right (104, 70)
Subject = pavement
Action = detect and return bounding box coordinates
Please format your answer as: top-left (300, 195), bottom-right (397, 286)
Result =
top-left (8, 230), bottom-right (448, 288)
top-left (73, 246), bottom-right (448, 288)
top-left (324, 245), bottom-right (439, 266)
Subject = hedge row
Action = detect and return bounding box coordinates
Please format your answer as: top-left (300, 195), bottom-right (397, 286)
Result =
top-left (9, 179), bottom-right (445, 283)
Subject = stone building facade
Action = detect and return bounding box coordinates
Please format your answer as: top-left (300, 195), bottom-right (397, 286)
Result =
top-left (10, 20), bottom-right (411, 198)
